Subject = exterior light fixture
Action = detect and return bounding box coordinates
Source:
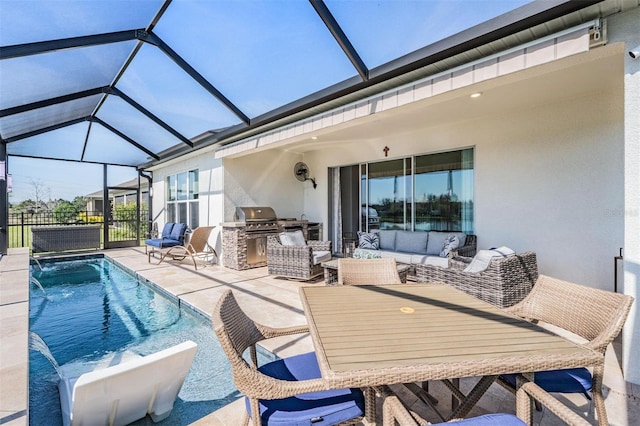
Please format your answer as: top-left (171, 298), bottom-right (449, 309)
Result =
top-left (470, 92), bottom-right (482, 98)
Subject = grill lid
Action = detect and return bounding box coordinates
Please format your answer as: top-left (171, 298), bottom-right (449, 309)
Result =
top-left (234, 206), bottom-right (277, 222)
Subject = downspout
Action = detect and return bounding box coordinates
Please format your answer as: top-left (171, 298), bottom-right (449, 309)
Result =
top-left (0, 142), bottom-right (8, 255)
top-left (139, 170), bottom-right (153, 238)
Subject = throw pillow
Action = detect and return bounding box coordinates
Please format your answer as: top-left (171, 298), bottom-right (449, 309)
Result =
top-left (440, 234), bottom-right (460, 258)
top-left (353, 248), bottom-right (382, 259)
top-left (280, 230), bottom-right (306, 247)
top-left (357, 231), bottom-right (380, 250)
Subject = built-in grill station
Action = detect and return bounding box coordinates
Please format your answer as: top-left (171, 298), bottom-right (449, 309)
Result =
top-left (222, 206), bottom-right (322, 270)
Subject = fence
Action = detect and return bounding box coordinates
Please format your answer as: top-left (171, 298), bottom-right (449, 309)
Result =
top-left (8, 210), bottom-right (149, 249)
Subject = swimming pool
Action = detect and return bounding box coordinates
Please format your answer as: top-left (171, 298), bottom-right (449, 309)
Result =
top-left (29, 255), bottom-right (269, 425)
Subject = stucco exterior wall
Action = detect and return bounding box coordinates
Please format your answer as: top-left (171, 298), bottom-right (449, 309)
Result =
top-left (609, 5), bottom-right (640, 385)
top-left (222, 149), bottom-right (304, 221)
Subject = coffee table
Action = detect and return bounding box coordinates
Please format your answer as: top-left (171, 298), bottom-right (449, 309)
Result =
top-left (321, 258), bottom-right (411, 285)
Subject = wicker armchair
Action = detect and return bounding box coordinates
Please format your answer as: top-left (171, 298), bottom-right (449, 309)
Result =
top-left (415, 251), bottom-right (538, 308)
top-left (376, 380), bottom-right (591, 426)
top-left (338, 258), bottom-right (402, 285)
top-left (497, 275), bottom-right (634, 426)
top-left (267, 235), bottom-right (332, 280)
top-left (212, 290), bottom-right (370, 426)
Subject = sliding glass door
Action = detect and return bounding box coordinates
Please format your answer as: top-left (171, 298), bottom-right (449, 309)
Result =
top-left (357, 148), bottom-right (473, 233)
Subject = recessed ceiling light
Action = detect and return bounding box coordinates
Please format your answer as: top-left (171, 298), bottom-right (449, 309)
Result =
top-left (470, 92), bottom-right (482, 98)
top-left (311, 136), bottom-right (318, 140)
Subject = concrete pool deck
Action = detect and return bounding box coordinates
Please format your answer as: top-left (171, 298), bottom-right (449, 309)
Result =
top-left (2, 247), bottom-right (639, 425)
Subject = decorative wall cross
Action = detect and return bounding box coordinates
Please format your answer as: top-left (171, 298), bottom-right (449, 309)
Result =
top-left (383, 146), bottom-right (389, 157)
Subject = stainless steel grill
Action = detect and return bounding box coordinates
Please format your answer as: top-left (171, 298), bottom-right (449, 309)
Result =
top-left (234, 206), bottom-right (279, 267)
top-left (234, 206), bottom-right (278, 233)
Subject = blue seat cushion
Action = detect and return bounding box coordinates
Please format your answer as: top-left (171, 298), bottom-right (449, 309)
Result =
top-left (144, 238), bottom-right (181, 249)
top-left (501, 368), bottom-right (592, 398)
top-left (160, 222), bottom-right (175, 239)
top-left (433, 413), bottom-right (525, 425)
top-left (245, 352), bottom-right (364, 425)
top-left (170, 223), bottom-right (188, 244)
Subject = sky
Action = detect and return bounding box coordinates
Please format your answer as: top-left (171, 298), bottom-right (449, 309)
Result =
top-left (2, 0), bottom-right (532, 203)
top-left (8, 157), bottom-right (138, 203)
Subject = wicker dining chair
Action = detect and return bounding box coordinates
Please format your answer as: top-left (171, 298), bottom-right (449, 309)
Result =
top-left (155, 226), bottom-right (217, 270)
top-left (497, 275), bottom-right (634, 425)
top-left (338, 257), bottom-right (402, 285)
top-left (375, 379), bottom-right (591, 426)
top-left (212, 290), bottom-right (371, 426)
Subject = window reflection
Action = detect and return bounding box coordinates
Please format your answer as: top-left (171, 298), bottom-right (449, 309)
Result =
top-left (359, 149), bottom-right (473, 233)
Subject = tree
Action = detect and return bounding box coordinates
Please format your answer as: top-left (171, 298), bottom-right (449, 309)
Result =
top-left (28, 178), bottom-right (50, 213)
top-left (52, 200), bottom-right (79, 224)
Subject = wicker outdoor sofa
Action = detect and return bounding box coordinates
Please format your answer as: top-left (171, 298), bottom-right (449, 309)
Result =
top-left (267, 234), bottom-right (332, 280)
top-left (415, 251), bottom-right (538, 308)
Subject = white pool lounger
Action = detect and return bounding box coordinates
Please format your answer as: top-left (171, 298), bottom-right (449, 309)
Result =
top-left (58, 340), bottom-right (198, 426)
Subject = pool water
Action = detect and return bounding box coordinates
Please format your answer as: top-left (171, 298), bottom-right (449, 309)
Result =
top-left (29, 256), bottom-right (266, 425)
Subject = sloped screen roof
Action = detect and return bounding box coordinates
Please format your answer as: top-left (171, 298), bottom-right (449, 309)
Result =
top-left (2, 0), bottom-right (600, 168)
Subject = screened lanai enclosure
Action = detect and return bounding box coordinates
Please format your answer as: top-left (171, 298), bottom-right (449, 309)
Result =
top-left (0, 0), bottom-right (609, 254)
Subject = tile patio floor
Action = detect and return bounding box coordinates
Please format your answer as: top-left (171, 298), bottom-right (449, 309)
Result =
top-left (1, 247), bottom-right (638, 425)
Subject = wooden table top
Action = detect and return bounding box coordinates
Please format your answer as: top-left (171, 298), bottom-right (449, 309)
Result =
top-left (300, 284), bottom-right (602, 385)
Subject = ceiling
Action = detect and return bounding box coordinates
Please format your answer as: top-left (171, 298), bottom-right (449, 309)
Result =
top-left (0, 0), bottom-right (620, 169)
top-left (279, 42), bottom-right (624, 153)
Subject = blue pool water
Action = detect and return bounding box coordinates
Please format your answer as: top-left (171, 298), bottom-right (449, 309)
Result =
top-left (29, 256), bottom-right (266, 425)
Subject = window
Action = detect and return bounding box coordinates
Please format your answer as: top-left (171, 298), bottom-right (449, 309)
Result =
top-left (166, 169), bottom-right (199, 228)
top-left (359, 149), bottom-right (473, 233)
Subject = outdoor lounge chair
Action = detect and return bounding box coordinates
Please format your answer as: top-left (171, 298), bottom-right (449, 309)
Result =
top-left (212, 290), bottom-right (370, 426)
top-left (155, 226), bottom-right (217, 270)
top-left (58, 340), bottom-right (197, 426)
top-left (375, 380), bottom-right (590, 426)
top-left (497, 275), bottom-right (634, 425)
top-left (145, 222), bottom-right (188, 261)
top-left (415, 251), bottom-right (538, 308)
top-left (267, 231), bottom-right (332, 280)
top-left (338, 257), bottom-right (402, 285)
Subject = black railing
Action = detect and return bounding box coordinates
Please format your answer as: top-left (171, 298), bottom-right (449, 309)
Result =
top-left (8, 210), bottom-right (149, 249)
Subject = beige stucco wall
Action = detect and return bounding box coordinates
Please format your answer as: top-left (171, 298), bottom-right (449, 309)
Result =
top-left (222, 149), bottom-right (304, 221)
top-left (609, 5), bottom-right (640, 385)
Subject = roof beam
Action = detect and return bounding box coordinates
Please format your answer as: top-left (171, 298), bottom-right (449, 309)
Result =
top-left (140, 31), bottom-right (251, 125)
top-left (0, 30), bottom-right (143, 60)
top-left (109, 87), bottom-right (193, 147)
top-left (91, 117), bottom-right (159, 160)
top-left (0, 87), bottom-right (108, 118)
top-left (8, 153), bottom-right (137, 168)
top-left (3, 117), bottom-right (88, 143)
top-left (309, 0), bottom-right (369, 81)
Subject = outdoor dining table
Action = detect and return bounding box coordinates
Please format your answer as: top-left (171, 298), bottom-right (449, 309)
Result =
top-left (299, 283), bottom-right (604, 424)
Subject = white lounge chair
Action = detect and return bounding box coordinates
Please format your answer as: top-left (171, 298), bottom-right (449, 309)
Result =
top-left (58, 340), bottom-right (197, 426)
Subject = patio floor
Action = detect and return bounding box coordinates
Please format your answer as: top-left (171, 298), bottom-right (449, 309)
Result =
top-left (1, 247), bottom-right (639, 425)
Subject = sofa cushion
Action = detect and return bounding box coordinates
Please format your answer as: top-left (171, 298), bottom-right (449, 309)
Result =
top-left (395, 231), bottom-right (428, 254)
top-left (313, 250), bottom-right (332, 265)
top-left (377, 230), bottom-right (396, 250)
top-left (378, 250), bottom-right (413, 265)
top-left (160, 222), bottom-right (175, 239)
top-left (357, 232), bottom-right (380, 250)
top-left (427, 231), bottom-right (466, 255)
top-left (169, 222), bottom-right (187, 243)
top-left (280, 230), bottom-right (306, 247)
top-left (353, 248), bottom-right (382, 259)
top-left (463, 247), bottom-right (515, 273)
